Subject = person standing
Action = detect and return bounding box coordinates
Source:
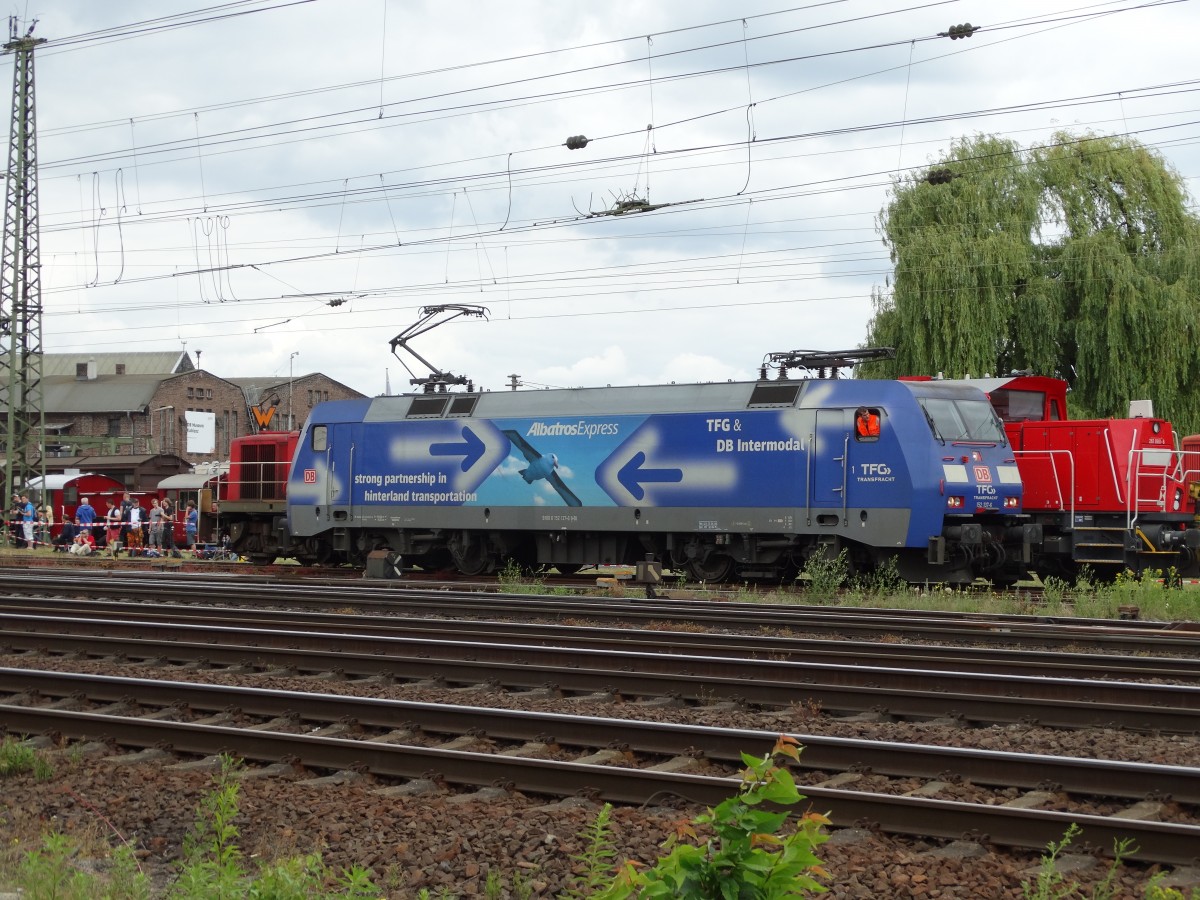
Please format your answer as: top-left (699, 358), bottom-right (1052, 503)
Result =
top-left (38, 505), bottom-right (52, 548)
top-left (160, 496), bottom-right (176, 553)
top-left (8, 494), bottom-right (22, 547)
top-left (20, 495), bottom-right (36, 549)
top-left (148, 498), bottom-right (163, 550)
top-left (75, 496), bottom-right (97, 540)
top-left (125, 497), bottom-right (144, 554)
top-left (184, 501), bottom-right (198, 550)
top-left (105, 502), bottom-right (122, 554)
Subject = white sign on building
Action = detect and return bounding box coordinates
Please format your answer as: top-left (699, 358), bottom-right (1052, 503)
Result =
top-left (185, 411), bottom-right (216, 454)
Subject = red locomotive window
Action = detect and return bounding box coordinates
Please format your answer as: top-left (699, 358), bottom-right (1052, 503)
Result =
top-left (991, 388), bottom-right (1045, 423)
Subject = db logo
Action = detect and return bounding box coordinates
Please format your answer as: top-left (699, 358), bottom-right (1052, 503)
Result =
top-left (303, 469), bottom-right (317, 484)
top-left (974, 466), bottom-right (992, 482)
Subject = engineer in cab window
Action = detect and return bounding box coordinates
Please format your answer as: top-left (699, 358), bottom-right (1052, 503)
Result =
top-left (855, 406), bottom-right (880, 441)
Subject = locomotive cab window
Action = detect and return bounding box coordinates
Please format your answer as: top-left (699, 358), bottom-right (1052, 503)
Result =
top-left (311, 425), bottom-right (327, 452)
top-left (854, 407), bottom-right (882, 441)
top-left (918, 397), bottom-right (1006, 444)
top-left (990, 388), bottom-right (1045, 423)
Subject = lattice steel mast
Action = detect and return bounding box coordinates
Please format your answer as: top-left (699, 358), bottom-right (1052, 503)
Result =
top-left (1, 18), bottom-right (46, 501)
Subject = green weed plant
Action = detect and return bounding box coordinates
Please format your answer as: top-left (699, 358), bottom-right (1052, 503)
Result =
top-left (0, 736), bottom-right (54, 780)
top-left (597, 735), bottom-right (829, 898)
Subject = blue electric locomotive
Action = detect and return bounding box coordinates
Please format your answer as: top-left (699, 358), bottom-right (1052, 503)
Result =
top-left (281, 373), bottom-right (1031, 583)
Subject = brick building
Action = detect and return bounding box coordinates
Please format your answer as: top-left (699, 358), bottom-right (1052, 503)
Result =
top-left (31, 352), bottom-right (366, 469)
top-left (230, 372), bottom-right (364, 432)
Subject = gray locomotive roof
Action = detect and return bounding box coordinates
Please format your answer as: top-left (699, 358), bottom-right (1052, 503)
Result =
top-left (367, 381), bottom-right (765, 419)
top-left (476, 381), bottom-right (763, 414)
top-left (363, 378), bottom-right (991, 421)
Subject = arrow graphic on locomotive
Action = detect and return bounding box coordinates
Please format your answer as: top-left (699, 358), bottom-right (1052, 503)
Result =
top-left (429, 426), bottom-right (487, 472)
top-left (597, 416), bottom-right (778, 506)
top-left (616, 451), bottom-right (684, 501)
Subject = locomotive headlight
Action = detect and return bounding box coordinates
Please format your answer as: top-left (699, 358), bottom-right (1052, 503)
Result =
top-left (1004, 496), bottom-right (1019, 508)
top-left (1175, 488), bottom-right (1183, 511)
top-left (947, 496), bottom-right (965, 509)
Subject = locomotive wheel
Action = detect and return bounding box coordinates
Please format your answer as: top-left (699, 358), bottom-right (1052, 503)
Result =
top-left (450, 534), bottom-right (493, 576)
top-left (687, 553), bottom-right (734, 583)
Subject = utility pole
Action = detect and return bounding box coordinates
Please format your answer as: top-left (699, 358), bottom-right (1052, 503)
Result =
top-left (288, 351), bottom-right (298, 429)
top-left (0, 17), bottom-right (46, 503)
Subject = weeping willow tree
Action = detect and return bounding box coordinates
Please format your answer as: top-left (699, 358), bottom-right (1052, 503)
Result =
top-left (862, 131), bottom-right (1200, 432)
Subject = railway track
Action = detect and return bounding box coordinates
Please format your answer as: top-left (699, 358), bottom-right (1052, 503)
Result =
top-left (3, 668), bottom-right (1198, 866)
top-left (2, 567), bottom-right (1199, 654)
top-left (4, 605), bottom-right (1199, 732)
top-left (4, 594), bottom-right (1200, 683)
top-left (3, 566), bottom-right (1199, 883)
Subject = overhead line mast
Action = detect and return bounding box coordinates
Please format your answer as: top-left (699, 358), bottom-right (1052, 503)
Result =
top-left (1, 17), bottom-right (46, 502)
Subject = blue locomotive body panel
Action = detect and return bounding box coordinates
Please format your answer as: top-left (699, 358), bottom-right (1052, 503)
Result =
top-left (286, 380), bottom-right (1020, 561)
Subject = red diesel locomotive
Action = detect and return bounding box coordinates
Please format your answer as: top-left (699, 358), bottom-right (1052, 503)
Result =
top-left (925, 374), bottom-right (1200, 579)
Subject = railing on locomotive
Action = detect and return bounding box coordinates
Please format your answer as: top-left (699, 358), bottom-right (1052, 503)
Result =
top-left (1012, 448), bottom-right (1075, 522)
top-left (229, 456), bottom-right (292, 501)
top-left (1127, 445), bottom-right (1191, 529)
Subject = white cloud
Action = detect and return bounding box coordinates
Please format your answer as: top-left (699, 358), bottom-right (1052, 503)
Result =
top-left (13, 1), bottom-right (1199, 403)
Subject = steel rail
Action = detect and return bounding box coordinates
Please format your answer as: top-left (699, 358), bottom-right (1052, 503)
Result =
top-left (2, 626), bottom-right (1198, 732)
top-left (3, 613), bottom-right (1198, 712)
top-left (5, 667), bottom-right (1198, 803)
top-left (2, 569), bottom-right (1197, 653)
top-left (4, 596), bottom-right (1200, 683)
top-left (1, 704), bottom-right (1196, 866)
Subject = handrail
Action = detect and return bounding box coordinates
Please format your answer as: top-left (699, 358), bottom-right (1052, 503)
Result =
top-left (1101, 427), bottom-right (1124, 506)
top-left (1126, 446), bottom-right (1184, 530)
top-left (805, 433), bottom-right (813, 527)
top-left (1013, 448), bottom-right (1075, 527)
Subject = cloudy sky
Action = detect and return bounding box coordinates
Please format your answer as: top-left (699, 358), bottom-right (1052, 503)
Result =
top-left (11, 0), bottom-right (1200, 397)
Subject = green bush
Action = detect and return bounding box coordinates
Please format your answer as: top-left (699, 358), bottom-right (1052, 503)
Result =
top-left (799, 548), bottom-right (848, 600)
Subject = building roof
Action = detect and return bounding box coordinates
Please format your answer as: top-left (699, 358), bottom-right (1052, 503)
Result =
top-left (44, 454), bottom-right (189, 469)
top-left (229, 373), bottom-right (365, 404)
top-left (43, 375), bottom-right (162, 414)
top-left (158, 472), bottom-right (224, 490)
top-left (41, 351), bottom-right (193, 377)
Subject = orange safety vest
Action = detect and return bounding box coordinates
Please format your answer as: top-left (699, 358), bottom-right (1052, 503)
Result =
top-left (856, 412), bottom-right (880, 437)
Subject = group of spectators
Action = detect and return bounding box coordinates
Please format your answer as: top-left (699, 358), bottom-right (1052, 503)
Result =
top-left (11, 493), bottom-right (201, 557)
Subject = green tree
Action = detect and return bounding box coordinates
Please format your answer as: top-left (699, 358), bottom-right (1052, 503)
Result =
top-left (863, 131), bottom-right (1200, 432)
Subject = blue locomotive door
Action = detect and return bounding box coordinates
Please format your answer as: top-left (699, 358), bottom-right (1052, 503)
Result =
top-left (814, 409), bottom-right (849, 507)
top-left (326, 423), bottom-right (356, 524)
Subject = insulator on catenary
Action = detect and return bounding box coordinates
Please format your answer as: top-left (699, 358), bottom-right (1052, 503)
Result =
top-left (565, 134), bottom-right (589, 150)
top-left (925, 167), bottom-right (956, 185)
top-left (940, 22), bottom-right (978, 39)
